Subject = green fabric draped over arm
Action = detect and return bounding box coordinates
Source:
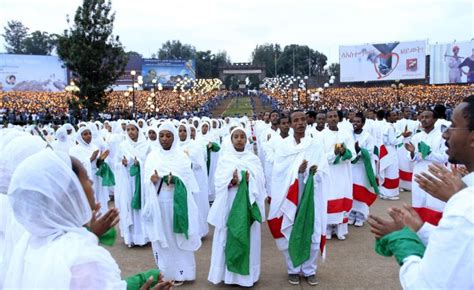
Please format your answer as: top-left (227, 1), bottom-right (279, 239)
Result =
top-left (85, 227), bottom-right (117, 246)
top-left (130, 164), bottom-right (142, 210)
top-left (125, 269), bottom-right (161, 290)
top-left (375, 227), bottom-right (426, 266)
top-left (360, 148), bottom-right (380, 195)
top-left (206, 142), bottom-right (221, 175)
top-left (163, 175), bottom-right (189, 239)
top-left (334, 143), bottom-right (353, 164)
top-left (96, 161), bottom-right (116, 187)
top-left (288, 172), bottom-right (315, 267)
top-left (225, 170), bottom-right (262, 275)
top-left (98, 227), bottom-right (117, 246)
top-left (418, 141), bottom-right (432, 159)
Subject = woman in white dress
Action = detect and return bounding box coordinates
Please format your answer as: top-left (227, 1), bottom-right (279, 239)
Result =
top-left (198, 120), bottom-right (221, 202)
top-left (69, 126), bottom-right (112, 216)
top-left (178, 123), bottom-right (209, 238)
top-left (115, 122), bottom-right (150, 247)
top-left (142, 122), bottom-right (202, 286)
top-left (208, 127), bottom-right (266, 287)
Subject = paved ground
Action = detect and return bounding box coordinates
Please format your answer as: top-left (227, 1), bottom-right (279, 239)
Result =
top-left (109, 192), bottom-right (410, 289)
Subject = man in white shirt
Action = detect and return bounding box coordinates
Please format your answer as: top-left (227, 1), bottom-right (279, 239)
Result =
top-left (368, 95), bottom-right (474, 289)
top-left (405, 110), bottom-right (447, 225)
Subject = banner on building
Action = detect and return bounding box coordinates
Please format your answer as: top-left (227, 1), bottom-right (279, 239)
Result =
top-left (339, 40), bottom-right (427, 82)
top-left (0, 54), bottom-right (67, 92)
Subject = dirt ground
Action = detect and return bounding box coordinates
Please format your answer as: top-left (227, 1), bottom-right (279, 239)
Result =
top-left (108, 192), bottom-right (410, 290)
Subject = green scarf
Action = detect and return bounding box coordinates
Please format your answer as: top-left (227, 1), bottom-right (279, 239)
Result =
top-left (206, 142), bottom-right (221, 175)
top-left (95, 160), bottom-right (116, 187)
top-left (98, 227), bottom-right (117, 246)
top-left (125, 269), bottom-right (161, 290)
top-left (163, 175), bottom-right (189, 239)
top-left (130, 164), bottom-right (141, 210)
top-left (85, 227), bottom-right (117, 246)
top-left (225, 170), bottom-right (262, 275)
top-left (334, 143), bottom-right (353, 164)
top-left (418, 141), bottom-right (431, 159)
top-left (360, 148), bottom-right (380, 195)
top-left (288, 172), bottom-right (315, 267)
top-left (375, 227), bottom-right (426, 265)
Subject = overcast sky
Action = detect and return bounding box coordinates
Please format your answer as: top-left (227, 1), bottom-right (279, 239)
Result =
top-left (0, 0), bottom-right (473, 63)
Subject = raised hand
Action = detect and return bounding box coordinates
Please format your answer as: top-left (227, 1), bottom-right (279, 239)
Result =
top-left (402, 131), bottom-right (412, 138)
top-left (414, 163), bottom-right (466, 202)
top-left (99, 149), bottom-right (110, 161)
top-left (367, 214), bottom-right (403, 240)
top-left (150, 170), bottom-right (159, 184)
top-left (166, 172), bottom-right (173, 185)
top-left (122, 156), bottom-right (128, 167)
top-left (89, 204), bottom-right (120, 238)
top-left (139, 274), bottom-right (174, 290)
top-left (230, 169), bottom-right (239, 186)
top-left (404, 142), bottom-right (415, 153)
top-left (90, 150), bottom-right (100, 162)
top-left (134, 157), bottom-right (139, 166)
top-left (309, 164), bottom-right (318, 175)
top-left (389, 204), bottom-right (424, 232)
top-left (298, 160), bottom-right (308, 173)
top-left (354, 141), bottom-right (360, 153)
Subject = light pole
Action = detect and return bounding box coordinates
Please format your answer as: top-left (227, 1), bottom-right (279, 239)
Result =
top-left (130, 70), bottom-right (137, 119)
top-left (292, 91), bottom-right (299, 109)
top-left (157, 83), bottom-right (162, 117)
top-left (64, 81), bottom-right (80, 123)
top-left (303, 75), bottom-right (309, 108)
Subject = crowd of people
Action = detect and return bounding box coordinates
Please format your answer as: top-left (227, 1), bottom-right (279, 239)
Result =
top-left (262, 84), bottom-right (473, 113)
top-left (0, 89), bottom-right (473, 289)
top-left (2, 84), bottom-right (473, 126)
top-left (0, 89), bottom-right (230, 124)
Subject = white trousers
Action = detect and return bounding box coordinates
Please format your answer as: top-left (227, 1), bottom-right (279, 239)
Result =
top-left (282, 243), bottom-right (320, 276)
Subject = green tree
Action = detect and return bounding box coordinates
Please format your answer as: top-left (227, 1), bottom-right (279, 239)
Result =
top-left (278, 44), bottom-right (328, 77)
top-left (196, 50), bottom-right (231, 78)
top-left (127, 51), bottom-right (142, 58)
top-left (158, 40), bottom-right (196, 60)
top-left (252, 44), bottom-right (328, 79)
top-left (56, 0), bottom-right (128, 116)
top-left (23, 31), bottom-right (56, 55)
top-left (2, 20), bottom-right (29, 54)
top-left (251, 43), bottom-right (282, 77)
top-left (328, 63), bottom-right (340, 79)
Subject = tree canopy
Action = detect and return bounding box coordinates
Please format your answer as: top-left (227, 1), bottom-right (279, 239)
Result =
top-left (2, 20), bottom-right (55, 55)
top-left (56, 0), bottom-right (128, 116)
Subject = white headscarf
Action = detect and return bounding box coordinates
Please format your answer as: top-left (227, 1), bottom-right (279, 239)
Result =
top-left (178, 124), bottom-right (207, 171)
top-left (51, 126), bottom-right (70, 153)
top-left (8, 149), bottom-right (92, 238)
top-left (4, 149), bottom-right (124, 289)
top-left (0, 135), bottom-right (47, 287)
top-left (146, 125), bottom-right (160, 150)
top-left (146, 122), bottom-right (197, 187)
top-left (121, 121), bottom-right (150, 162)
top-left (0, 135), bottom-right (47, 194)
top-left (69, 127), bottom-right (99, 179)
